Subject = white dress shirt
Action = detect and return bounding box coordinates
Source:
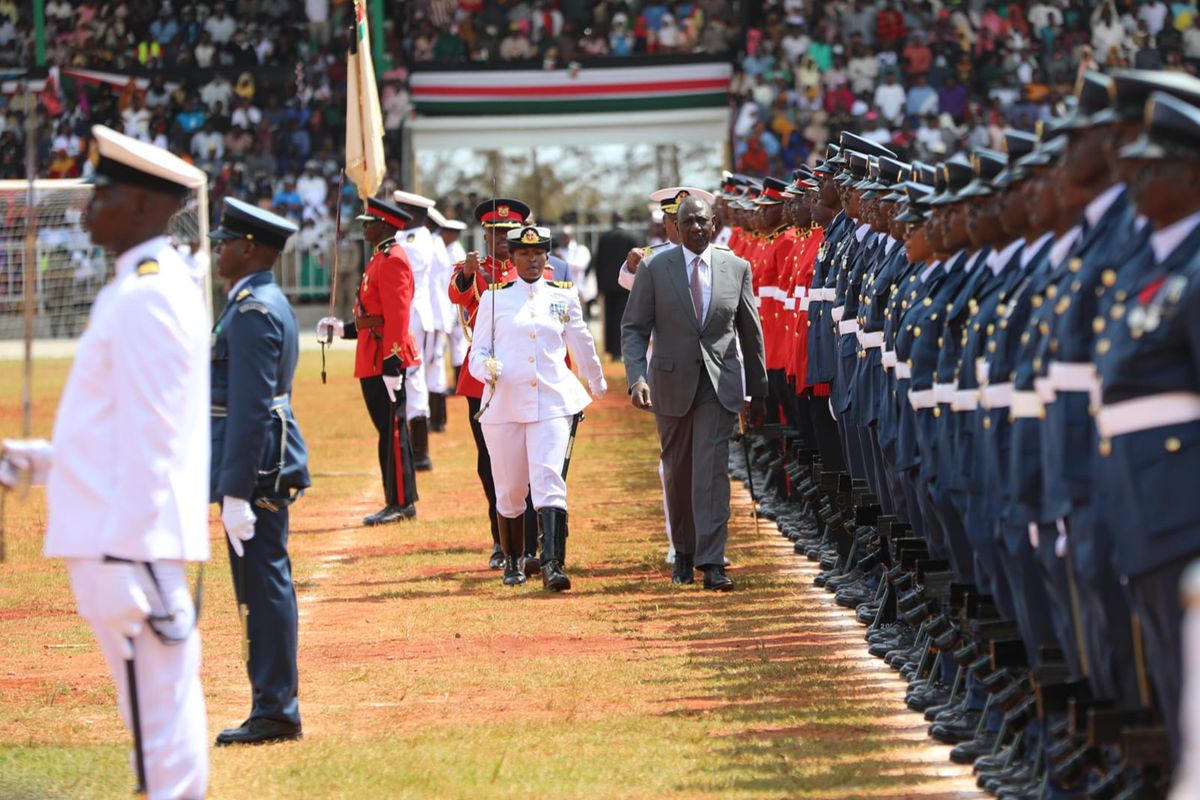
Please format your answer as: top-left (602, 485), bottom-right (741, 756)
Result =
top-left (1150, 208), bottom-right (1200, 264)
top-left (45, 236), bottom-right (211, 562)
top-left (681, 244), bottom-right (714, 323)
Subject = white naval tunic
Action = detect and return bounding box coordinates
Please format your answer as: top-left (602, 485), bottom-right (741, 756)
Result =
top-left (44, 234), bottom-right (211, 800)
top-left (401, 225), bottom-right (435, 419)
top-left (468, 276), bottom-right (604, 516)
top-left (45, 235), bottom-right (211, 562)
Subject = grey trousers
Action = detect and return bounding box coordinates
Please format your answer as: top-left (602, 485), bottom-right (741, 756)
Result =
top-left (655, 372), bottom-right (736, 568)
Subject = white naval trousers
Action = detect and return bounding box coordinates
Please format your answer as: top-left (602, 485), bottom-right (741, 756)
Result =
top-left (405, 341), bottom-right (430, 422)
top-left (481, 415), bottom-right (572, 518)
top-left (67, 559), bottom-right (207, 800)
top-left (424, 331), bottom-right (449, 394)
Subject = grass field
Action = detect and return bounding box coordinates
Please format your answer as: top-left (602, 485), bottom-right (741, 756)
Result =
top-left (0, 349), bottom-right (981, 799)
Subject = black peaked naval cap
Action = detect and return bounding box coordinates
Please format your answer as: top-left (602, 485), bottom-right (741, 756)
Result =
top-left (358, 196), bottom-right (412, 230)
top-left (1112, 69), bottom-right (1200, 122)
top-left (958, 149), bottom-right (1009, 199)
top-left (210, 196), bottom-right (299, 251)
top-left (928, 153), bottom-right (975, 205)
top-left (912, 161), bottom-right (937, 186)
top-left (1063, 71), bottom-right (1117, 129)
top-left (879, 156), bottom-right (910, 186)
top-left (474, 197), bottom-right (532, 228)
top-left (1003, 129), bottom-right (1038, 160)
top-left (839, 131), bottom-right (897, 160)
top-left (896, 182), bottom-right (935, 222)
top-left (507, 225), bottom-right (553, 250)
top-left (1120, 91), bottom-right (1200, 161)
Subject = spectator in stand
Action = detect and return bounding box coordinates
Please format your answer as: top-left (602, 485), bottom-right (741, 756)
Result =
top-left (191, 120), bottom-right (225, 168)
top-left (736, 134), bottom-right (770, 176)
top-left (121, 93), bottom-right (151, 142)
top-left (204, 3), bottom-right (237, 45)
top-left (874, 70), bottom-right (907, 124)
top-left (296, 161), bottom-right (328, 215)
top-left (201, 72), bottom-right (234, 112)
top-left (877, 2), bottom-right (907, 50)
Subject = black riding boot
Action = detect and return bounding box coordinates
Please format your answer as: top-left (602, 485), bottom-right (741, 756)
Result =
top-left (499, 515), bottom-right (525, 586)
top-left (429, 393), bottom-right (446, 433)
top-left (538, 507), bottom-right (571, 592)
top-left (410, 416), bottom-right (433, 471)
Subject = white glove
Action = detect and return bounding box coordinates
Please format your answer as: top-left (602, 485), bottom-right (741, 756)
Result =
top-left (484, 357), bottom-right (503, 383)
top-left (316, 316), bottom-right (344, 341)
top-left (589, 376), bottom-right (608, 399)
top-left (382, 373), bottom-right (402, 403)
top-left (221, 497), bottom-right (256, 558)
top-left (0, 438), bottom-right (54, 488)
top-left (87, 562), bottom-right (151, 660)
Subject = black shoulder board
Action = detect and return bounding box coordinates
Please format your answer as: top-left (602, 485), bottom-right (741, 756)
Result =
top-left (490, 280), bottom-right (516, 291)
top-left (238, 301), bottom-right (270, 315)
top-left (547, 280), bottom-right (574, 289)
top-left (712, 243), bottom-right (731, 251)
top-left (136, 259), bottom-right (159, 277)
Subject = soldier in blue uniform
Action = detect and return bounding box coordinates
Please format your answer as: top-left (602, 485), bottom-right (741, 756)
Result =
top-left (209, 198), bottom-right (311, 746)
top-left (1098, 91), bottom-right (1200, 766)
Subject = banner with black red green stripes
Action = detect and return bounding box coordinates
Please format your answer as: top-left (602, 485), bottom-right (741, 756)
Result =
top-left (409, 60), bottom-right (731, 117)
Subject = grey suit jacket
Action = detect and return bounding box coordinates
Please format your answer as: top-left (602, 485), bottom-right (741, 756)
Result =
top-left (620, 244), bottom-right (768, 418)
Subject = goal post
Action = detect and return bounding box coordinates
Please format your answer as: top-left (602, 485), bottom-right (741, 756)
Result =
top-left (0, 179), bottom-right (211, 342)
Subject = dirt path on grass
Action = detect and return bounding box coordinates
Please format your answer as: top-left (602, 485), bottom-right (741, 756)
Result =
top-left (0, 352), bottom-right (983, 799)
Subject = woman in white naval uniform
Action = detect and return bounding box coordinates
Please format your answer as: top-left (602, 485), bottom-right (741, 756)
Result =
top-left (470, 225), bottom-right (606, 590)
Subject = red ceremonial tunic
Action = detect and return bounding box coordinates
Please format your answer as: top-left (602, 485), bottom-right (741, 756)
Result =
top-left (352, 238), bottom-right (421, 379)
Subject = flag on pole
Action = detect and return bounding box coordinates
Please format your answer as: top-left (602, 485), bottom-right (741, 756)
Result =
top-left (345, 0), bottom-right (385, 200)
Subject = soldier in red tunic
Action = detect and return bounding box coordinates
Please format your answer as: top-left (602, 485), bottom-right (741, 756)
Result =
top-left (318, 198), bottom-right (423, 525)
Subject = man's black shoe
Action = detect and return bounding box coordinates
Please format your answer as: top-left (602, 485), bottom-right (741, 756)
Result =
top-left (702, 565), bottom-right (734, 592)
top-left (488, 545), bottom-right (505, 570)
top-left (362, 504), bottom-right (416, 526)
top-left (672, 553), bottom-right (695, 584)
top-left (215, 718), bottom-right (302, 746)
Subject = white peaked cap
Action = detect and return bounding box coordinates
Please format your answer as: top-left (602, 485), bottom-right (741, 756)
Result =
top-left (393, 190), bottom-right (436, 208)
top-left (91, 124), bottom-right (207, 191)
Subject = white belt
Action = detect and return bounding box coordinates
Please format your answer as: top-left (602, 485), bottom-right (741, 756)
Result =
top-left (770, 286), bottom-right (786, 300)
top-left (981, 382), bottom-right (1013, 410)
top-left (895, 362), bottom-right (912, 380)
top-left (1011, 390), bottom-right (1045, 419)
top-left (882, 350), bottom-right (898, 369)
top-left (831, 305), bottom-right (846, 323)
top-left (1034, 376), bottom-right (1057, 404)
top-left (933, 382), bottom-right (956, 404)
top-left (1048, 361), bottom-right (1098, 393)
top-left (952, 389), bottom-right (980, 411)
top-left (909, 388), bottom-right (936, 410)
top-left (809, 287), bottom-right (835, 302)
top-left (799, 296), bottom-right (811, 311)
top-left (1097, 392), bottom-right (1200, 438)
top-left (975, 358), bottom-right (989, 387)
top-left (783, 297), bottom-right (796, 310)
top-left (793, 286), bottom-right (807, 299)
top-left (838, 319), bottom-right (860, 336)
top-left (861, 331), bottom-right (884, 349)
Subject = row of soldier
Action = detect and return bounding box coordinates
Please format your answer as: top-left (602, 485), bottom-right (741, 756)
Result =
top-left (710, 68), bottom-right (1200, 798)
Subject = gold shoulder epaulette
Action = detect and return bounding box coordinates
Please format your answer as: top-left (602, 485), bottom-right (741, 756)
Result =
top-left (235, 288), bottom-right (252, 300)
top-left (547, 280), bottom-right (574, 289)
top-left (136, 259), bottom-right (159, 277)
top-left (490, 280), bottom-right (516, 291)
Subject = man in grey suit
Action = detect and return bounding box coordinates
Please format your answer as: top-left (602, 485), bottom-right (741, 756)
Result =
top-left (621, 197), bottom-right (767, 591)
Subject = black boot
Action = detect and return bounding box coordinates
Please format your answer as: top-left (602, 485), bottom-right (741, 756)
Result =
top-left (499, 515), bottom-right (525, 586)
top-left (488, 510), bottom-right (505, 569)
top-left (537, 507), bottom-right (571, 592)
top-left (429, 393), bottom-right (446, 433)
top-left (410, 416), bottom-right (433, 471)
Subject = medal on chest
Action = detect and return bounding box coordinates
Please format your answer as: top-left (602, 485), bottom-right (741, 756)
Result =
top-left (548, 300), bottom-right (569, 323)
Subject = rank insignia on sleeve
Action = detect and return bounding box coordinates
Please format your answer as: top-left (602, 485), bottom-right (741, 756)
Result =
top-left (238, 301), bottom-right (268, 314)
top-left (136, 260), bottom-right (159, 277)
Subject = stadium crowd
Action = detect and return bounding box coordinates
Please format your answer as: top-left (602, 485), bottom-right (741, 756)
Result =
top-left (1, 0), bottom-right (1199, 234)
top-left (730, 0), bottom-right (1200, 176)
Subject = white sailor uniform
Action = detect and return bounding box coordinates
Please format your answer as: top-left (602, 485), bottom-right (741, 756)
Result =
top-left (468, 277), bottom-right (605, 517)
top-left (400, 225), bottom-right (435, 421)
top-left (47, 235), bottom-right (211, 800)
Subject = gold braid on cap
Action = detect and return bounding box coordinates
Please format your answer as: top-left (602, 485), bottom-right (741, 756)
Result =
top-left (520, 227), bottom-right (540, 244)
